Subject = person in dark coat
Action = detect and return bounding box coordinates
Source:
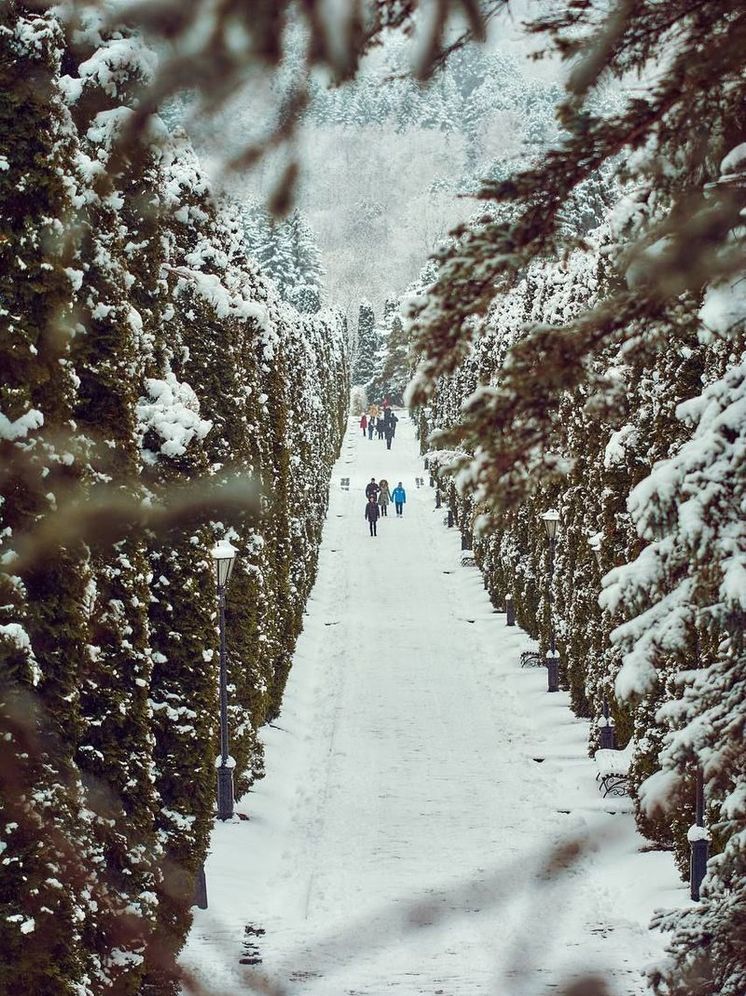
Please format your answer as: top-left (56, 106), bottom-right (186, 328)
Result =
top-left (365, 495), bottom-right (380, 536)
top-left (367, 417), bottom-right (375, 440)
top-left (365, 478), bottom-right (380, 500)
top-left (376, 417), bottom-right (385, 440)
top-left (388, 410), bottom-right (399, 436)
top-left (392, 482), bottom-right (406, 517)
top-left (384, 421), bottom-right (394, 450)
top-left (359, 413), bottom-right (368, 436)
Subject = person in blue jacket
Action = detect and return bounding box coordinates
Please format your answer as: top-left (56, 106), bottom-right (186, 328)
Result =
top-left (392, 482), bottom-right (406, 517)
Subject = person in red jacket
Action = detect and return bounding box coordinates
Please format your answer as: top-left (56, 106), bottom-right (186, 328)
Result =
top-left (365, 495), bottom-right (380, 537)
top-left (359, 413), bottom-right (368, 436)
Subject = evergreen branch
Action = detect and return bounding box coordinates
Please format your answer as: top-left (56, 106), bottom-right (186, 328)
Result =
top-left (407, 4), bottom-right (746, 405)
top-left (6, 474), bottom-right (259, 575)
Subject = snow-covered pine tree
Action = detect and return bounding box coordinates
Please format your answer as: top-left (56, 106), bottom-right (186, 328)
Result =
top-left (364, 304), bottom-right (391, 403)
top-left (238, 200), bottom-right (271, 260)
top-left (352, 299), bottom-right (377, 387)
top-left (253, 214), bottom-right (296, 298)
top-left (367, 309), bottom-right (410, 405)
top-left (283, 210), bottom-right (325, 314)
top-left (602, 338), bottom-right (746, 996)
top-left (245, 207), bottom-right (323, 312)
top-left (600, 145), bottom-right (746, 995)
top-left (409, 7), bottom-right (746, 990)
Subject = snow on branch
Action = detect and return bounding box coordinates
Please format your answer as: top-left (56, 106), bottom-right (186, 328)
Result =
top-left (161, 263), bottom-right (271, 331)
top-left (136, 374), bottom-right (212, 462)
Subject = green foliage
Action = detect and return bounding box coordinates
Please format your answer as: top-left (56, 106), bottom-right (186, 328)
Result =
top-left (352, 299), bottom-right (377, 385)
top-left (412, 4), bottom-right (746, 993)
top-left (367, 308), bottom-right (409, 405)
top-left (0, 7), bottom-right (94, 990)
top-left (0, 7), bottom-right (349, 992)
top-left (244, 205), bottom-right (325, 311)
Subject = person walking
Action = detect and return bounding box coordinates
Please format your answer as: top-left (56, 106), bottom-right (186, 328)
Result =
top-left (392, 482), bottom-right (406, 517)
top-left (388, 410), bottom-right (399, 437)
top-left (359, 413), bottom-right (368, 436)
top-left (378, 479), bottom-right (391, 516)
top-left (384, 421), bottom-right (394, 450)
top-left (367, 418), bottom-right (375, 440)
top-left (365, 494), bottom-right (380, 537)
top-left (376, 417), bottom-right (385, 440)
top-left (365, 477), bottom-right (380, 501)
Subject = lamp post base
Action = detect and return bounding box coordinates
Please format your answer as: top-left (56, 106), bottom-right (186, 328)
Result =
top-left (599, 724), bottom-right (615, 749)
top-left (216, 764), bottom-right (234, 821)
top-left (192, 862), bottom-right (208, 909)
top-left (690, 837), bottom-right (709, 900)
top-left (546, 655), bottom-right (559, 693)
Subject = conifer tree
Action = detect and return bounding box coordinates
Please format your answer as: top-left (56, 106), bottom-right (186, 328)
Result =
top-left (253, 214), bottom-right (295, 296)
top-left (122, 121), bottom-right (218, 996)
top-left (0, 6), bottom-right (96, 990)
top-left (283, 210), bottom-right (325, 313)
top-left (368, 306), bottom-right (411, 405)
top-left (0, 8), bottom-right (351, 988)
top-left (602, 339), bottom-right (746, 996)
top-left (352, 299), bottom-right (377, 386)
top-left (408, 7), bottom-right (746, 993)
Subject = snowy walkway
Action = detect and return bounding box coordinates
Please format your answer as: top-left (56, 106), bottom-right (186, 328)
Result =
top-left (182, 414), bottom-right (685, 995)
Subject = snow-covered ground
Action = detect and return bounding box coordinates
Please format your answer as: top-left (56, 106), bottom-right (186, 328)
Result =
top-left (182, 413), bottom-right (687, 995)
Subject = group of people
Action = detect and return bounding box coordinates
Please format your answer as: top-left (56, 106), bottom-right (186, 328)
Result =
top-left (360, 405), bottom-right (399, 450)
top-left (364, 478), bottom-right (407, 536)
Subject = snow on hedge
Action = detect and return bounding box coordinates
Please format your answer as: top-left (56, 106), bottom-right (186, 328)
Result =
top-left (136, 373), bottom-right (212, 461)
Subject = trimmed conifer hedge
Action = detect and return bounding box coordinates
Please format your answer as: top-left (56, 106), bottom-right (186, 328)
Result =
top-left (413, 192), bottom-right (746, 996)
top-left (0, 6), bottom-right (348, 991)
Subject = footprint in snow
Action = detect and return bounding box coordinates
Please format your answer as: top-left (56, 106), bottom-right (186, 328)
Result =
top-left (239, 923), bottom-right (264, 966)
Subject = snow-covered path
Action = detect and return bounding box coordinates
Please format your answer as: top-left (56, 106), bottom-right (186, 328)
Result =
top-left (182, 414), bottom-right (685, 995)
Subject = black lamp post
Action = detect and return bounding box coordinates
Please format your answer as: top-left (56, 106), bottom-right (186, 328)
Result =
top-left (588, 533), bottom-right (603, 573)
top-left (588, 534), bottom-right (614, 746)
top-left (542, 509), bottom-right (560, 693)
top-left (599, 696), bottom-right (615, 749)
top-left (690, 766), bottom-right (710, 901)
top-left (505, 593), bottom-right (516, 626)
top-left (211, 539), bottom-right (237, 821)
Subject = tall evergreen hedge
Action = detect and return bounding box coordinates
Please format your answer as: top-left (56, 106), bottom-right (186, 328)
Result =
top-left (0, 6), bottom-right (348, 991)
top-left (412, 177), bottom-right (746, 996)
